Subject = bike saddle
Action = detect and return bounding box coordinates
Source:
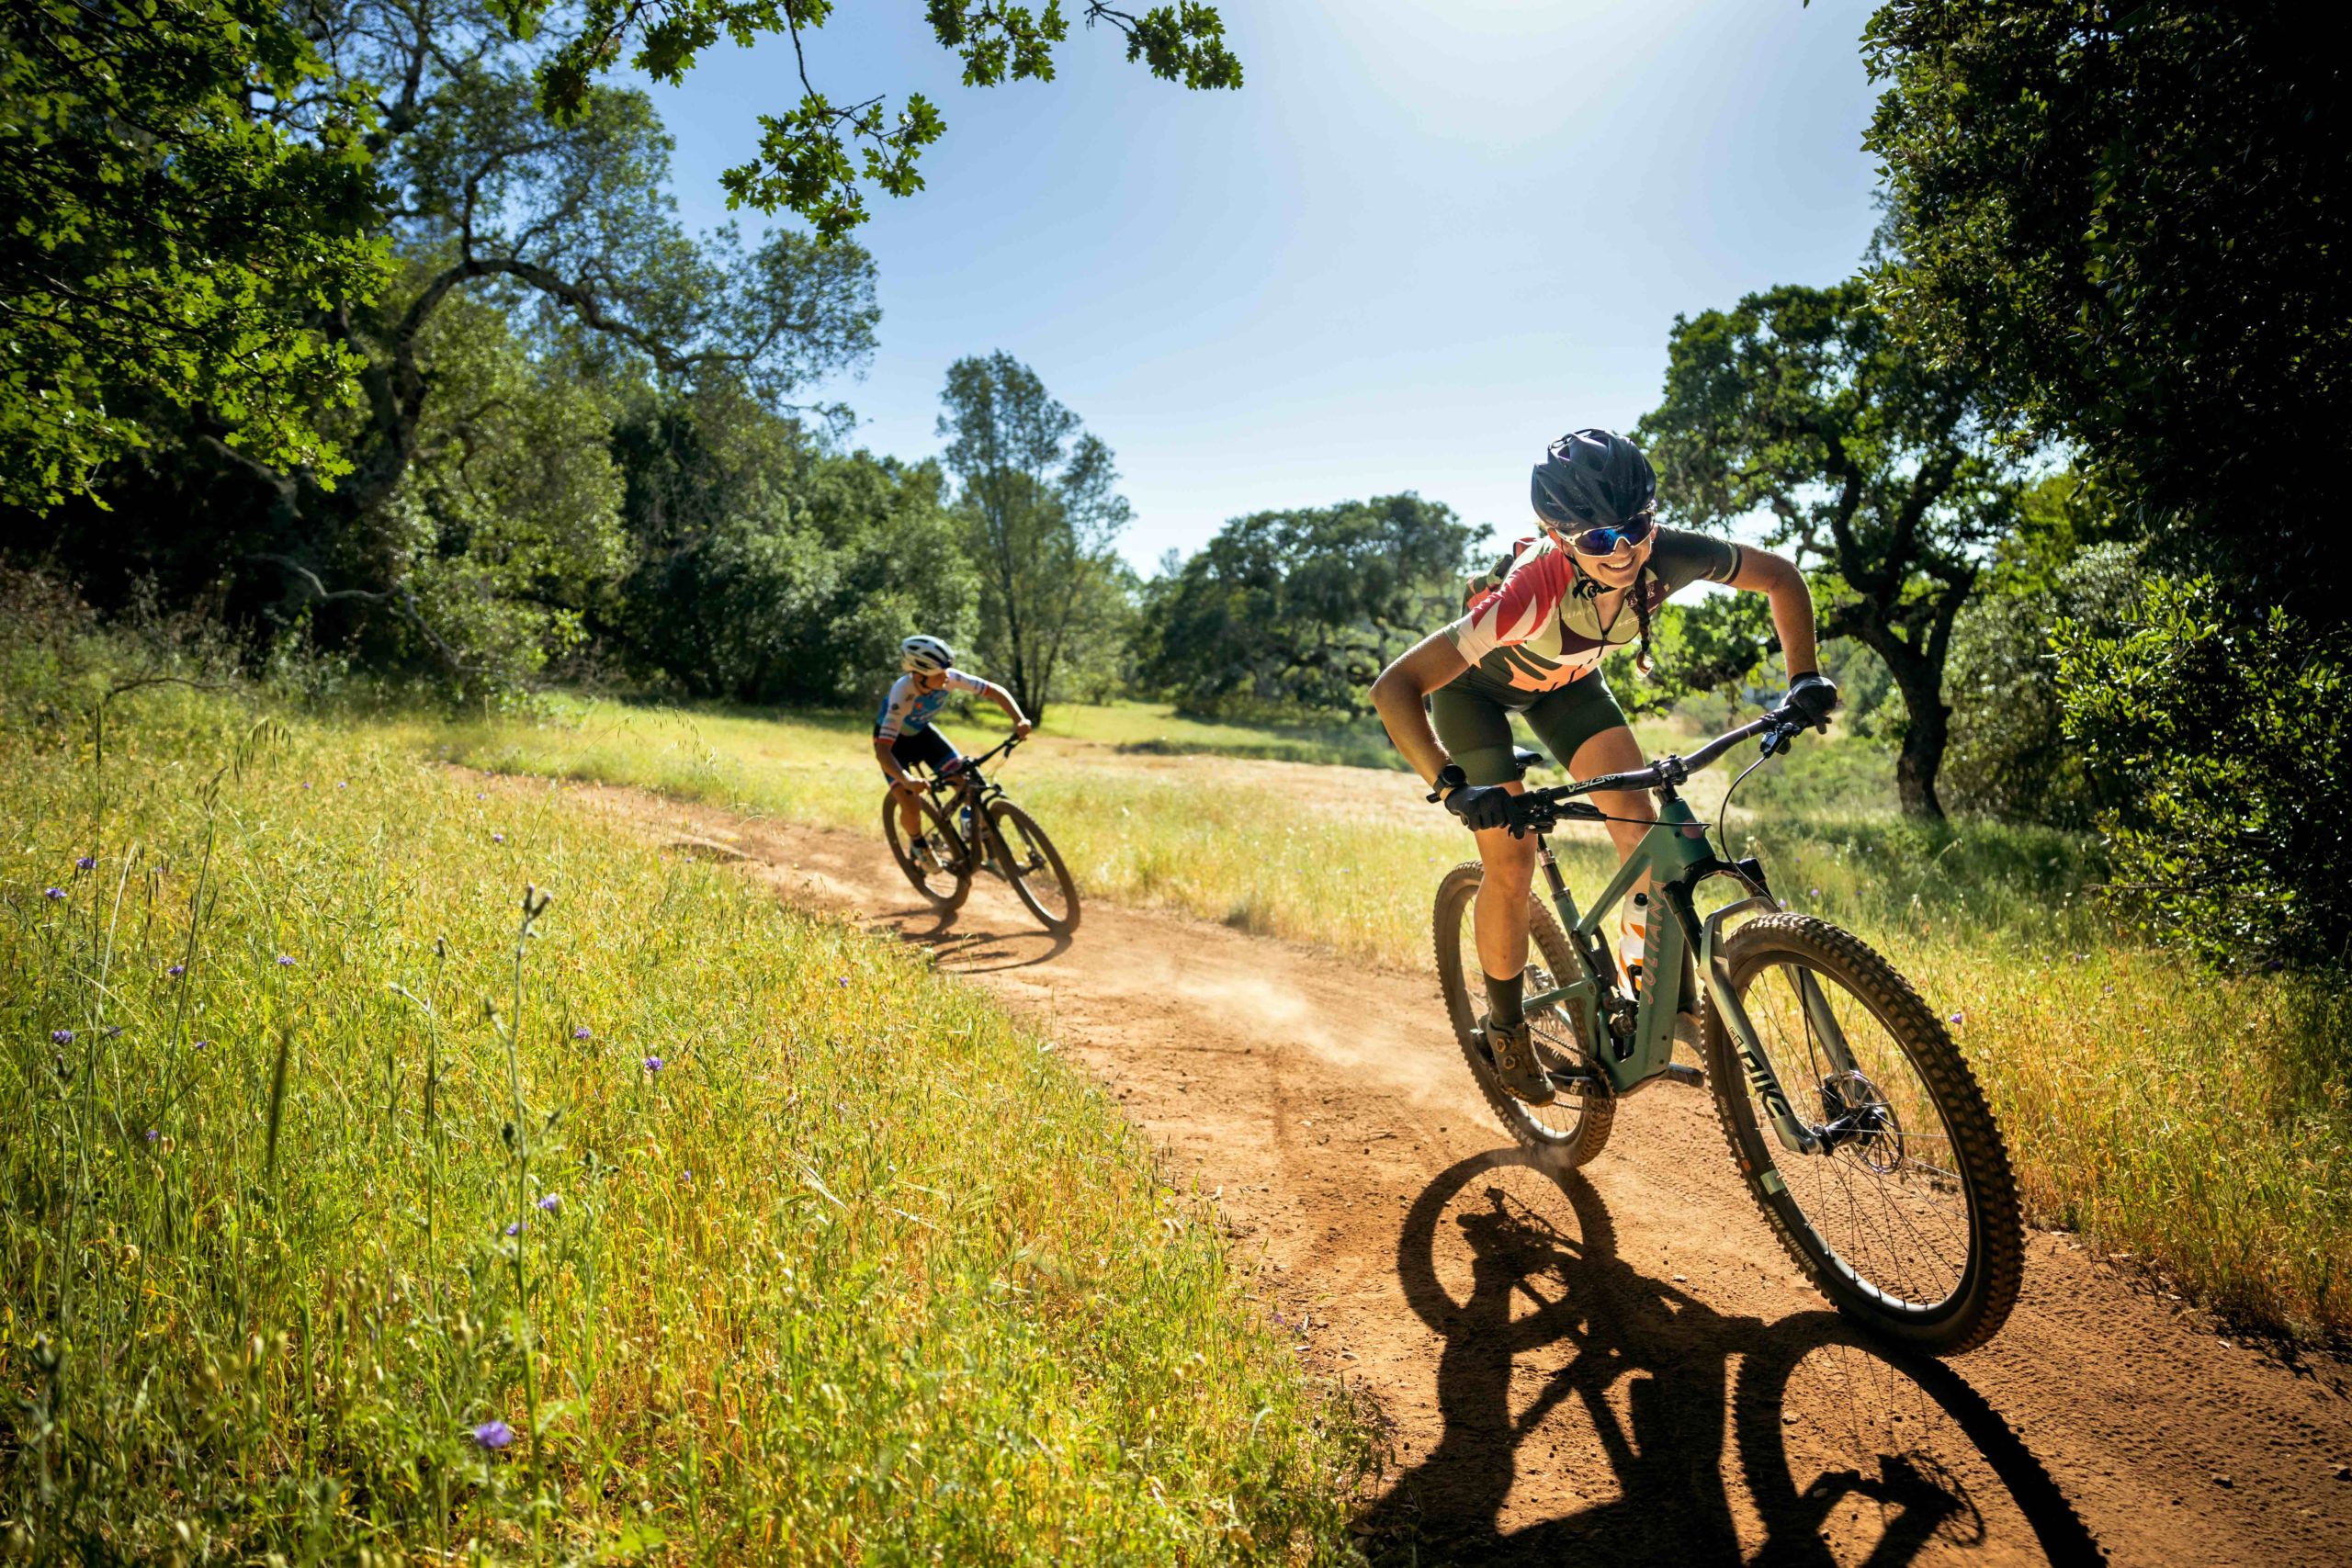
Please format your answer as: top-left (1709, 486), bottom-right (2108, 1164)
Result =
top-left (1511, 747), bottom-right (1545, 778)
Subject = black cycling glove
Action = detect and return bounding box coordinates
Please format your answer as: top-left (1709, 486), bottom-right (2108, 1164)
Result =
top-left (1784, 672), bottom-right (1839, 730)
top-left (1430, 762), bottom-right (1516, 831)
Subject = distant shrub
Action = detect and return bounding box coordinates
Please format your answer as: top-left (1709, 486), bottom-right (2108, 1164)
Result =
top-left (1944, 541), bottom-right (2143, 828)
top-left (2057, 576), bottom-right (2352, 973)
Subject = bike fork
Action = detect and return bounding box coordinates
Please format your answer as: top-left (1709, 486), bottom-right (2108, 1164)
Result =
top-left (1683, 886), bottom-right (1824, 1158)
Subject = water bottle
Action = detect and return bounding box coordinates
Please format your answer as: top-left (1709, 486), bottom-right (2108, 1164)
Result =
top-left (958, 802), bottom-right (975, 844)
top-left (1620, 891), bottom-right (1650, 994)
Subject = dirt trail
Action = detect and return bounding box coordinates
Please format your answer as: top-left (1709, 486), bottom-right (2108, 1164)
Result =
top-left (565, 779), bottom-right (2350, 1567)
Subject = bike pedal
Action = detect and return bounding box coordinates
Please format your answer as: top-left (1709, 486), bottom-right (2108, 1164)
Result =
top-left (1659, 1063), bottom-right (1705, 1089)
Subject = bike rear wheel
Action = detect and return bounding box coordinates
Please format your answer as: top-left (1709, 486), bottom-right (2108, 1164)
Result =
top-left (1432, 862), bottom-right (1615, 1168)
top-left (881, 789), bottom-right (973, 910)
top-left (1702, 912), bottom-right (2022, 1355)
top-left (988, 800), bottom-right (1080, 935)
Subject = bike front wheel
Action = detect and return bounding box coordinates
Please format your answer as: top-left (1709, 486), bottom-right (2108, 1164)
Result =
top-left (1432, 862), bottom-right (1614, 1168)
top-left (881, 789), bottom-right (973, 910)
top-left (1702, 912), bottom-right (2022, 1355)
top-left (988, 800), bottom-right (1080, 935)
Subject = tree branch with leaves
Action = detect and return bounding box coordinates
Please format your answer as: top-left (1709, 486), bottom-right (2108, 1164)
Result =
top-left (1637, 279), bottom-right (2017, 818)
top-left (526, 0), bottom-right (1240, 240)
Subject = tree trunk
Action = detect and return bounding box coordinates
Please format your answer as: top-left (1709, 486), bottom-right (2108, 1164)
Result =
top-left (1860, 630), bottom-right (1951, 820)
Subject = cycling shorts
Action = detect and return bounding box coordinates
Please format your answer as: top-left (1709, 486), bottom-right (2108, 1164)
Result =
top-left (1430, 666), bottom-right (1630, 786)
top-left (888, 726), bottom-right (959, 775)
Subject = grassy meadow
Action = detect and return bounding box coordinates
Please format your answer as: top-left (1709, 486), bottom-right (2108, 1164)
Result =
top-left (0, 678), bottom-right (1376, 1561)
top-left (428, 694), bottom-right (2352, 1341)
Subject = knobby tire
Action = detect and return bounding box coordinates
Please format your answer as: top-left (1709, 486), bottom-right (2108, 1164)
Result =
top-left (1431, 862), bottom-right (1615, 1169)
top-left (1701, 912), bottom-right (2022, 1356)
top-left (881, 789), bottom-right (973, 911)
top-left (989, 800), bottom-right (1080, 935)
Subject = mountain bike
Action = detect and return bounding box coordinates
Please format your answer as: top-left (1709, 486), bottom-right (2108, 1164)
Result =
top-left (1430, 706), bottom-right (2023, 1354)
top-left (882, 733), bottom-right (1080, 935)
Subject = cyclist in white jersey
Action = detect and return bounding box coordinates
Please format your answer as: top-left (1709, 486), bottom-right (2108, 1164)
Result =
top-left (875, 635), bottom-right (1032, 852)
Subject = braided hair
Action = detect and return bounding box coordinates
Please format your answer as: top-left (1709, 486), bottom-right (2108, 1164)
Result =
top-left (1628, 563), bottom-right (1657, 677)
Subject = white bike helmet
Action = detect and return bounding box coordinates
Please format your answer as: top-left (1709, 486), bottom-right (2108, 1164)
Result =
top-left (900, 634), bottom-right (956, 674)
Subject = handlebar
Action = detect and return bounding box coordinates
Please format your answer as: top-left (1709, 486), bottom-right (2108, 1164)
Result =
top-left (929, 730), bottom-right (1024, 789)
top-left (1504, 705), bottom-right (1815, 835)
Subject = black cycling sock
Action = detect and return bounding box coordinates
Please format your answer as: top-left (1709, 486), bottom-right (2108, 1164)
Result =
top-left (1484, 969), bottom-right (1525, 1030)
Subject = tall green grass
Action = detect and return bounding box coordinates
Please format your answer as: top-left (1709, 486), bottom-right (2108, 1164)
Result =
top-left (429, 700), bottom-right (2352, 1339)
top-left (0, 682), bottom-right (1374, 1561)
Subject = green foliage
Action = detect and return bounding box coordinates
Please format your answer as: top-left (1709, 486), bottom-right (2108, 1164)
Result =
top-left (537, 0), bottom-right (1241, 240)
top-left (1941, 474), bottom-right (2142, 827)
top-left (379, 291), bottom-right (632, 689)
top-left (936, 352), bottom-right (1133, 722)
top-left (609, 382), bottom-right (978, 705)
top-left (1142, 495), bottom-right (1476, 718)
top-left (2056, 577), bottom-right (2352, 974)
top-left (6, 2), bottom-right (881, 704)
top-left (0, 0), bottom-right (388, 507)
top-left (0, 657), bottom-right (1374, 1559)
top-left (1638, 279), bottom-right (2016, 818)
top-left (1862, 0), bottom-right (2346, 610)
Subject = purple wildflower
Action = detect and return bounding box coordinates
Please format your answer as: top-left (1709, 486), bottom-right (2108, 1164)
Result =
top-left (1948, 1011), bottom-right (1963, 1025)
top-left (43, 887), bottom-right (64, 901)
top-left (193, 1039), bottom-right (210, 1050)
top-left (1808, 887), bottom-right (1821, 898)
top-left (642, 1055), bottom-right (664, 1075)
top-left (572, 1026), bottom-right (591, 1040)
top-left (166, 964), bottom-right (186, 979)
top-left (836, 976), bottom-right (849, 987)
top-left (337, 781), bottom-right (347, 789)
top-left (276, 954), bottom-right (294, 967)
top-left (503, 1221), bottom-right (526, 1237)
top-left (474, 793), bottom-right (484, 801)
top-left (103, 1025), bottom-right (121, 1039)
top-left (492, 833), bottom-right (505, 844)
top-left (471, 1419), bottom-right (514, 1451)
top-left (537, 1194), bottom-right (561, 1213)
top-left (75, 856), bottom-right (96, 872)
top-left (301, 782), bottom-right (312, 791)
top-left (51, 1029), bottom-right (73, 1045)
top-left (145, 1129), bottom-right (158, 1144)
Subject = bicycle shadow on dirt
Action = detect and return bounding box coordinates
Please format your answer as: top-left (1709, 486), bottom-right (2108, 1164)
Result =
top-left (1356, 1148), bottom-right (2101, 1568)
top-left (868, 904), bottom-right (1074, 973)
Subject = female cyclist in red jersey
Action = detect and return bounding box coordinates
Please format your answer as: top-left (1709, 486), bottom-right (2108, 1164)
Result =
top-left (1370, 429), bottom-right (1837, 1105)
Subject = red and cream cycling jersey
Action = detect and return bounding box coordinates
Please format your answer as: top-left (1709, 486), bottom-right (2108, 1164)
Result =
top-left (1444, 528), bottom-right (1744, 694)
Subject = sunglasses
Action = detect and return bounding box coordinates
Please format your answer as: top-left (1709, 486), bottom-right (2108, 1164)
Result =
top-left (1562, 512), bottom-right (1656, 557)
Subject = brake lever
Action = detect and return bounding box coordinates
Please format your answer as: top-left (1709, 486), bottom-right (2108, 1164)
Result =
top-left (1505, 794), bottom-right (1555, 839)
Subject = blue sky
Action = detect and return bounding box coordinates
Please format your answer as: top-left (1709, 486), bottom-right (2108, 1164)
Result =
top-left (639, 1), bottom-right (1887, 572)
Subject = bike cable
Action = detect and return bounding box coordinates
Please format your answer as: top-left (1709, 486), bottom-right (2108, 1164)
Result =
top-left (1715, 744), bottom-right (1780, 849)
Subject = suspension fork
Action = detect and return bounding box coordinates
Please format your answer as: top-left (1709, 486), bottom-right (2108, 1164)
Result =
top-left (1670, 874), bottom-right (1825, 1158)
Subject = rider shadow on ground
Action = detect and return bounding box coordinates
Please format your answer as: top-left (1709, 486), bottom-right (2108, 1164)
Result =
top-left (871, 905), bottom-right (1073, 974)
top-left (1357, 1149), bottom-right (2101, 1568)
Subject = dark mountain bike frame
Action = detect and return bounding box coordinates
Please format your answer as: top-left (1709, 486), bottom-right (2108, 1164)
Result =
top-left (1511, 715), bottom-right (1849, 1159)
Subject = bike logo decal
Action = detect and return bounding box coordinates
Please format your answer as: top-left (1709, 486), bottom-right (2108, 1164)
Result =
top-left (1738, 1039), bottom-right (1798, 1127)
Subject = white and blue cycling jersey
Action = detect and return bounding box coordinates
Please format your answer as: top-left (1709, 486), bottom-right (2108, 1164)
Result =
top-left (874, 670), bottom-right (989, 741)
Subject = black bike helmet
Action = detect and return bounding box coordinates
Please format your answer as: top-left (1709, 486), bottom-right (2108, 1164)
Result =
top-left (1530, 429), bottom-right (1657, 530)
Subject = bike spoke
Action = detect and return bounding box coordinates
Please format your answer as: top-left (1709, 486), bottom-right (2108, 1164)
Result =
top-left (1743, 959), bottom-right (1973, 1313)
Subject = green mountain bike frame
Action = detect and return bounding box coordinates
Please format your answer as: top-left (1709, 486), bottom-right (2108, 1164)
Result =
top-left (1513, 715), bottom-right (1846, 1160)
